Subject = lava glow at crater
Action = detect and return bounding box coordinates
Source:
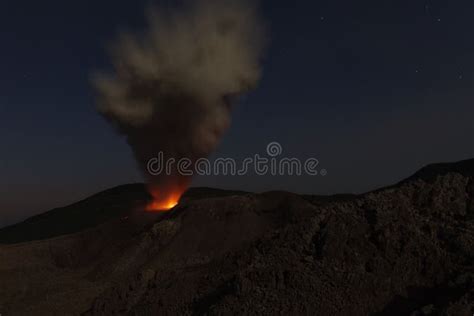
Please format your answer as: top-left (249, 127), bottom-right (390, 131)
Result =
top-left (145, 190), bottom-right (182, 212)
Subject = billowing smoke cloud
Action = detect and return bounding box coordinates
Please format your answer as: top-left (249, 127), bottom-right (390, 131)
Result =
top-left (93, 0), bottom-right (265, 206)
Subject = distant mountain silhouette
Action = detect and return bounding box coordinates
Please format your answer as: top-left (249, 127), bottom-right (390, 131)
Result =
top-left (0, 184), bottom-right (147, 244)
top-left (3, 159), bottom-right (472, 245)
top-left (403, 158), bottom-right (474, 183)
top-left (0, 185), bottom-right (247, 244)
top-left (0, 158), bottom-right (472, 315)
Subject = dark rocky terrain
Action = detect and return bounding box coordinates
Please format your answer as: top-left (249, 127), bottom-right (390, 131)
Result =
top-left (0, 159), bottom-right (473, 315)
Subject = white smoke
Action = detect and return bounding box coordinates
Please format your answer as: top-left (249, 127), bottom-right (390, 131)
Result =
top-left (93, 0), bottom-right (266, 201)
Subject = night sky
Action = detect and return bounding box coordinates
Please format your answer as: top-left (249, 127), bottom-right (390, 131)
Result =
top-left (1, 0), bottom-right (473, 227)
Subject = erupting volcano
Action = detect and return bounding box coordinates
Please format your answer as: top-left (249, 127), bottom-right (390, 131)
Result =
top-left (146, 196), bottom-right (179, 212)
top-left (145, 182), bottom-right (189, 211)
top-left (93, 0), bottom-right (265, 202)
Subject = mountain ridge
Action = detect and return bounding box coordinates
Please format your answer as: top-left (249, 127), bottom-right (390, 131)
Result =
top-left (1, 158), bottom-right (473, 244)
top-left (0, 158), bottom-right (473, 315)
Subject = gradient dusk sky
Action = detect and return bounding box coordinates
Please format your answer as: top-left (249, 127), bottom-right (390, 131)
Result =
top-left (1, 0), bottom-right (473, 226)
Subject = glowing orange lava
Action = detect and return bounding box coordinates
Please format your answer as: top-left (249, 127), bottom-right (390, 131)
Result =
top-left (145, 191), bottom-right (182, 212)
top-left (145, 178), bottom-right (190, 212)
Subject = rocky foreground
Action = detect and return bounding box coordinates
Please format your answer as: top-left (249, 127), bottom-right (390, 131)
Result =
top-left (0, 159), bottom-right (473, 315)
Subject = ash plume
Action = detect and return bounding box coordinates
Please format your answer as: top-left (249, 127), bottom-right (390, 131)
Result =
top-left (93, 0), bottom-right (265, 203)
